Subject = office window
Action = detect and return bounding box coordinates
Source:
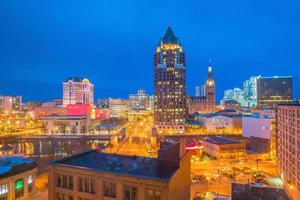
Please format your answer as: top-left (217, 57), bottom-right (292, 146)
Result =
top-left (104, 181), bottom-right (116, 198)
top-left (124, 185), bottom-right (137, 200)
top-left (146, 189), bottom-right (161, 200)
top-left (15, 179), bottom-right (24, 199)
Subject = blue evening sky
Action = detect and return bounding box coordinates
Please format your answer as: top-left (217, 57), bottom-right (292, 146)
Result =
top-left (0, 0), bottom-right (299, 102)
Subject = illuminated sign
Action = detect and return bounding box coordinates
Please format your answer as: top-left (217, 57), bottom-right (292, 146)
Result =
top-left (15, 179), bottom-right (23, 190)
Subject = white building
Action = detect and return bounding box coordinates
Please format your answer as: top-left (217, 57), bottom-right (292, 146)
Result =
top-left (63, 77), bottom-right (94, 107)
top-left (242, 115), bottom-right (272, 139)
top-left (128, 89), bottom-right (149, 111)
top-left (205, 114), bottom-right (242, 133)
top-left (108, 98), bottom-right (129, 118)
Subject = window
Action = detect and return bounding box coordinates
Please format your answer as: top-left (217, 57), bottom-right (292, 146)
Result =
top-left (55, 193), bottom-right (73, 200)
top-left (77, 177), bottom-right (95, 194)
top-left (28, 175), bottom-right (33, 193)
top-left (15, 179), bottom-right (24, 199)
top-left (146, 189), bottom-right (161, 200)
top-left (104, 181), bottom-right (116, 198)
top-left (56, 174), bottom-right (73, 189)
top-left (124, 185), bottom-right (137, 200)
top-left (0, 184), bottom-right (8, 200)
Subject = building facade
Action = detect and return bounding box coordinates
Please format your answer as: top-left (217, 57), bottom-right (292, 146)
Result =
top-left (0, 156), bottom-right (37, 200)
top-left (48, 139), bottom-right (191, 200)
top-left (129, 89), bottom-right (149, 111)
top-left (41, 115), bottom-right (90, 134)
top-left (154, 27), bottom-right (187, 133)
top-left (188, 65), bottom-right (216, 114)
top-left (277, 104), bottom-right (300, 200)
top-left (200, 136), bottom-right (246, 159)
top-left (257, 76), bottom-right (293, 108)
top-left (0, 96), bottom-right (22, 114)
top-left (63, 77), bottom-right (94, 107)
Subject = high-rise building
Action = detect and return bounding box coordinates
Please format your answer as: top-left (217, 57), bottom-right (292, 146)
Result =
top-left (154, 27), bottom-right (186, 133)
top-left (277, 104), bottom-right (300, 200)
top-left (0, 96), bottom-right (22, 114)
top-left (129, 89), bottom-right (149, 111)
top-left (257, 76), bottom-right (293, 108)
top-left (62, 77), bottom-right (94, 107)
top-left (221, 76), bottom-right (259, 108)
top-left (188, 65), bottom-right (216, 114)
top-left (195, 86), bottom-right (200, 97)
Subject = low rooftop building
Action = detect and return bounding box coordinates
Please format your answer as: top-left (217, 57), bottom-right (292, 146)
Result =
top-left (0, 156), bottom-right (37, 200)
top-left (48, 139), bottom-right (191, 200)
top-left (200, 136), bottom-right (246, 159)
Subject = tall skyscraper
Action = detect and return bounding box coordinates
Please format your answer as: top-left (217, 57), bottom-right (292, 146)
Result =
top-left (63, 77), bottom-right (94, 107)
top-left (154, 27), bottom-right (186, 133)
top-left (277, 104), bottom-right (300, 200)
top-left (257, 76), bottom-right (293, 108)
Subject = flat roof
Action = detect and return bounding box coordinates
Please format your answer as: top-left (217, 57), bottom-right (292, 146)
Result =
top-left (201, 136), bottom-right (243, 145)
top-left (51, 150), bottom-right (178, 181)
top-left (40, 115), bottom-right (87, 120)
top-left (0, 156), bottom-right (36, 179)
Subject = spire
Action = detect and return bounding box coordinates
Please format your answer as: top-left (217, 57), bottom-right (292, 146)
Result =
top-left (161, 26), bottom-right (180, 44)
top-left (206, 63), bottom-right (215, 86)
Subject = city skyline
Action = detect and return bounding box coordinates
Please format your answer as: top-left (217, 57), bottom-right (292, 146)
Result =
top-left (1, 1), bottom-right (300, 102)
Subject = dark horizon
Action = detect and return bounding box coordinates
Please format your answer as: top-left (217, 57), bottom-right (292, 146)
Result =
top-left (1, 1), bottom-right (299, 102)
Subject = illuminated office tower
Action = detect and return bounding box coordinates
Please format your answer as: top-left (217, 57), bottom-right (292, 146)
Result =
top-left (154, 27), bottom-right (186, 133)
top-left (63, 77), bottom-right (94, 107)
top-left (257, 76), bottom-right (293, 108)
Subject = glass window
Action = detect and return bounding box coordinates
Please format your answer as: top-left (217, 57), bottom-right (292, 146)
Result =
top-left (0, 184), bottom-right (8, 200)
top-left (124, 185), bottom-right (137, 200)
top-left (78, 177), bottom-right (83, 191)
top-left (104, 181), bottom-right (116, 198)
top-left (28, 175), bottom-right (33, 193)
top-left (15, 179), bottom-right (24, 199)
top-left (146, 189), bottom-right (161, 200)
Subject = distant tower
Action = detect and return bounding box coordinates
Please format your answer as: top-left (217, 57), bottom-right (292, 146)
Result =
top-left (154, 27), bottom-right (186, 133)
top-left (205, 65), bottom-right (216, 112)
top-left (195, 86), bottom-right (200, 97)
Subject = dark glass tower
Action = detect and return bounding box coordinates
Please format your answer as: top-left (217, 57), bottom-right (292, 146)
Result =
top-left (154, 27), bottom-right (186, 133)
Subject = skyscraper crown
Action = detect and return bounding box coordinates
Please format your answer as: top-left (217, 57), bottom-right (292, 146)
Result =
top-left (161, 26), bottom-right (181, 45)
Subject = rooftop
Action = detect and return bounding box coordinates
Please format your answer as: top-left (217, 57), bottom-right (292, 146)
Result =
top-left (52, 149), bottom-right (179, 181)
top-left (0, 156), bottom-right (36, 179)
top-left (40, 115), bottom-right (87, 120)
top-left (201, 136), bottom-right (243, 145)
